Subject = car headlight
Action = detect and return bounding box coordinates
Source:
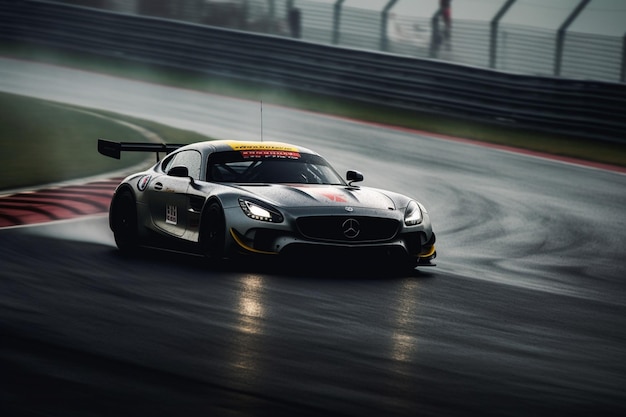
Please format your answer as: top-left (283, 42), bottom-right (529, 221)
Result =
top-left (404, 200), bottom-right (423, 226)
top-left (239, 198), bottom-right (283, 223)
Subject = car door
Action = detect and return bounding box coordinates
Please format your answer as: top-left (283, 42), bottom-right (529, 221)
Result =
top-left (145, 150), bottom-right (202, 237)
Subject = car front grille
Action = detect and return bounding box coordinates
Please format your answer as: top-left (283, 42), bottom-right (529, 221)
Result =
top-left (296, 216), bottom-right (400, 243)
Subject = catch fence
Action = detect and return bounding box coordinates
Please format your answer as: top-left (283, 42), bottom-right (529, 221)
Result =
top-left (48, 0), bottom-right (626, 83)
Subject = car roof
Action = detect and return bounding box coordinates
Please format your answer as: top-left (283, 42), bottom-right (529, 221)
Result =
top-left (183, 140), bottom-right (320, 157)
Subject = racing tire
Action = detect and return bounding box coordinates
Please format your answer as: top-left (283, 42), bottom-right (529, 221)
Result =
top-left (110, 190), bottom-right (139, 254)
top-left (200, 201), bottom-right (225, 261)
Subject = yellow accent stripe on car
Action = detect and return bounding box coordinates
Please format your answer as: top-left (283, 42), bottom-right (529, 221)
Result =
top-left (230, 228), bottom-right (279, 255)
top-left (419, 245), bottom-right (436, 258)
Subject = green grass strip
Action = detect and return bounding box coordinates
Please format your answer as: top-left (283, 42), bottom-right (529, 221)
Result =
top-left (0, 92), bottom-right (212, 191)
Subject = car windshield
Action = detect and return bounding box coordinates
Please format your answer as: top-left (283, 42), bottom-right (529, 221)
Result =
top-left (207, 151), bottom-right (345, 185)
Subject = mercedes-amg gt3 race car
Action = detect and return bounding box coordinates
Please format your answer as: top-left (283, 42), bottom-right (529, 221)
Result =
top-left (98, 139), bottom-right (436, 271)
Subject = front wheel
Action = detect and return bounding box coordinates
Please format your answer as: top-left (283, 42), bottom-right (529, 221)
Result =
top-left (110, 190), bottom-right (138, 253)
top-left (199, 201), bottom-right (225, 261)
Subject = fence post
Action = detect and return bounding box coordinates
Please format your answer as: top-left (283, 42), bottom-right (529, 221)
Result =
top-left (429, 9), bottom-right (441, 58)
top-left (242, 0), bottom-right (249, 30)
top-left (622, 32), bottom-right (626, 83)
top-left (554, 0), bottom-right (590, 77)
top-left (380, 0), bottom-right (398, 52)
top-left (333, 0), bottom-right (345, 45)
top-left (489, 0), bottom-right (516, 69)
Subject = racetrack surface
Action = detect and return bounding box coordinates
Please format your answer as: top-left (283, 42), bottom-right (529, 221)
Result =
top-left (1, 57), bottom-right (626, 417)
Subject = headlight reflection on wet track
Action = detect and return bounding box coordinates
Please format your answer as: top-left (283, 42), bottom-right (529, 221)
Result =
top-left (237, 274), bottom-right (266, 335)
top-left (390, 278), bottom-right (421, 364)
top-left (230, 274), bottom-right (267, 382)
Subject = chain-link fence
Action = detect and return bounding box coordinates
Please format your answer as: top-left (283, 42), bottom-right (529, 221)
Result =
top-left (45, 0), bottom-right (626, 83)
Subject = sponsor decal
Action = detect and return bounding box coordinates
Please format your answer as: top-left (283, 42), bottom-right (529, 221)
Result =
top-left (226, 141), bottom-right (301, 159)
top-left (166, 205), bottom-right (178, 225)
top-left (137, 175), bottom-right (151, 191)
top-left (241, 149), bottom-right (300, 159)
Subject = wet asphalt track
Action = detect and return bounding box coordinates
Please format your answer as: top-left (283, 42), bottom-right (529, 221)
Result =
top-left (1, 57), bottom-right (626, 416)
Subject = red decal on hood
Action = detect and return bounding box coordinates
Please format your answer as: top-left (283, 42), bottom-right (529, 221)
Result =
top-left (319, 192), bottom-right (348, 203)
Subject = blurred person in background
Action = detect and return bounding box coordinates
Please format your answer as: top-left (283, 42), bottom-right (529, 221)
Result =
top-left (440, 0), bottom-right (452, 47)
top-left (288, 5), bottom-right (301, 38)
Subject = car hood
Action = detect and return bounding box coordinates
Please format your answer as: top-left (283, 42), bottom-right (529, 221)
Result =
top-left (233, 184), bottom-right (397, 210)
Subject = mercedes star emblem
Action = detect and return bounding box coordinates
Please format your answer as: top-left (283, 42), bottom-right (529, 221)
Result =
top-left (342, 218), bottom-right (360, 239)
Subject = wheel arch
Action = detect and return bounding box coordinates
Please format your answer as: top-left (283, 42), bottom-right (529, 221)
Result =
top-left (198, 196), bottom-right (228, 260)
top-left (109, 184), bottom-right (137, 231)
top-left (199, 196), bottom-right (224, 223)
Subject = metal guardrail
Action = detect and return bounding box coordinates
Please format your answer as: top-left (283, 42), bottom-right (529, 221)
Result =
top-left (1, 0), bottom-right (625, 143)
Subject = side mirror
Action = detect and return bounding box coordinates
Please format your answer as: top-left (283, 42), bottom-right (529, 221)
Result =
top-left (346, 170), bottom-right (363, 185)
top-left (168, 165), bottom-right (189, 178)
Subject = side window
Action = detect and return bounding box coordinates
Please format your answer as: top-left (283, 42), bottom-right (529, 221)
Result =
top-left (161, 153), bottom-right (177, 173)
top-left (167, 150), bottom-right (202, 180)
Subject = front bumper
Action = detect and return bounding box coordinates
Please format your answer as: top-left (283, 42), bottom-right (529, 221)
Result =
top-left (229, 227), bottom-right (436, 267)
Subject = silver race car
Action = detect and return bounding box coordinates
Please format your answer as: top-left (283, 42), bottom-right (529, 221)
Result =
top-left (98, 139), bottom-right (436, 271)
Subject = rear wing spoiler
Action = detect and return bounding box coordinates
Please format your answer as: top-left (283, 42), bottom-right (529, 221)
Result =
top-left (98, 139), bottom-right (186, 161)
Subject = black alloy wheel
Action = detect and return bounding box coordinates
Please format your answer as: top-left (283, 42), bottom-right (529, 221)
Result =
top-left (111, 190), bottom-right (139, 253)
top-left (201, 201), bottom-right (225, 260)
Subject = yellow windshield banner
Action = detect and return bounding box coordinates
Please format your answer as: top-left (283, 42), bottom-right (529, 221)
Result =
top-left (226, 141), bottom-right (301, 159)
top-left (226, 141), bottom-right (299, 152)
